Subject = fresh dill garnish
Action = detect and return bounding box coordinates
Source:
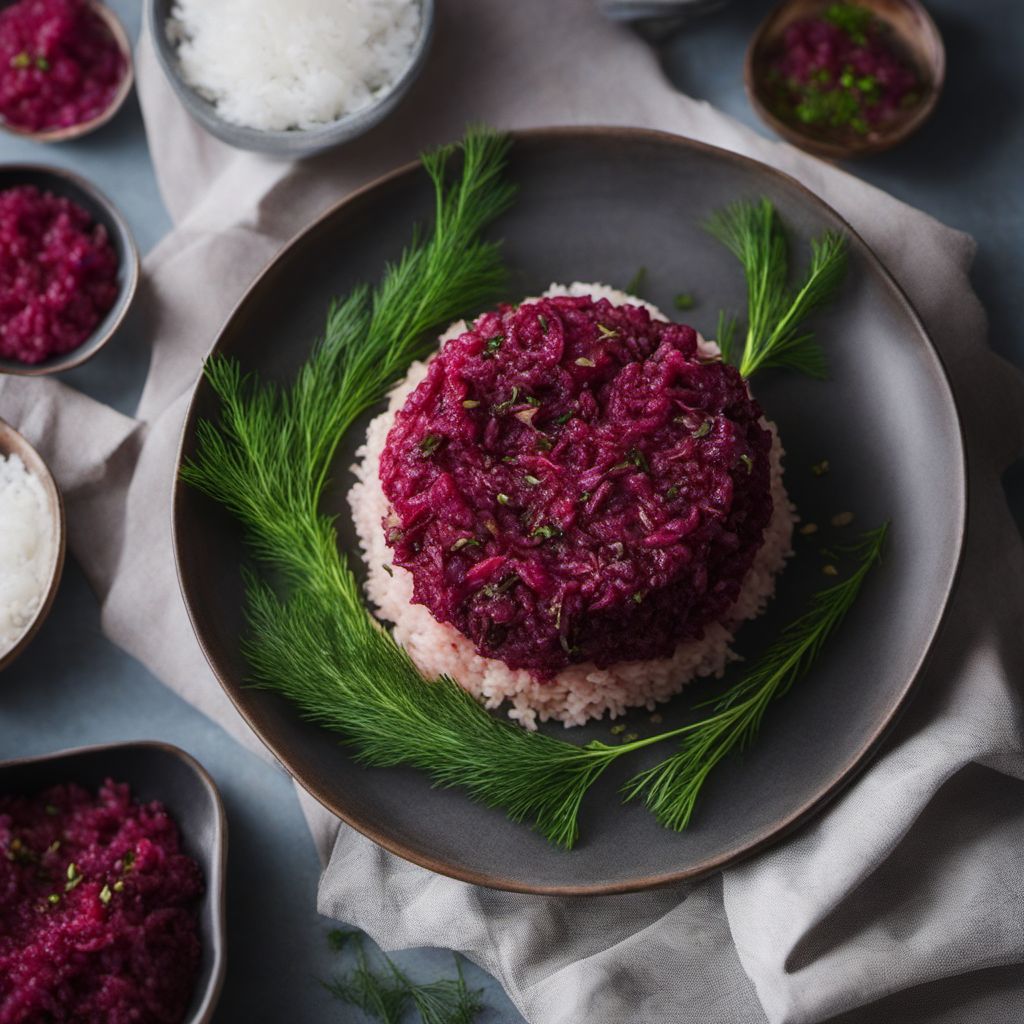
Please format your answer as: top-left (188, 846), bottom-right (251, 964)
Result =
top-left (322, 931), bottom-right (484, 1024)
top-left (673, 292), bottom-right (696, 311)
top-left (705, 199), bottom-right (847, 378)
top-left (622, 523), bottom-right (888, 829)
top-left (625, 266), bottom-right (647, 296)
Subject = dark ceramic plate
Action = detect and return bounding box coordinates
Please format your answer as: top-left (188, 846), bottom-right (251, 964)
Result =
top-left (0, 742), bottom-right (227, 1021)
top-left (0, 165), bottom-right (139, 376)
top-left (174, 128), bottom-right (965, 895)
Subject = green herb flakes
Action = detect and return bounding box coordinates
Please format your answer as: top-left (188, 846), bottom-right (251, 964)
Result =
top-left (574, 356), bottom-right (596, 368)
top-left (418, 434), bottom-right (443, 457)
top-left (496, 493), bottom-right (510, 505)
top-left (462, 399), bottom-right (480, 409)
top-left (99, 884), bottom-right (112, 906)
top-left (673, 293), bottom-right (696, 311)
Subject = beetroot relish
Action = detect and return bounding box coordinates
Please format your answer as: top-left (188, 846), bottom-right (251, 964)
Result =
top-left (0, 0), bottom-right (126, 134)
top-left (380, 295), bottom-right (773, 676)
top-left (0, 780), bottom-right (203, 1024)
top-left (0, 185), bottom-right (119, 365)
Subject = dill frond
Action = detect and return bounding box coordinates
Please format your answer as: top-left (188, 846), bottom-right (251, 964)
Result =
top-left (622, 523), bottom-right (889, 831)
top-left (705, 198), bottom-right (847, 379)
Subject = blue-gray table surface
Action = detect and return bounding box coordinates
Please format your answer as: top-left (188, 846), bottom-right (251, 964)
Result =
top-left (1, 1), bottom-right (1020, 1021)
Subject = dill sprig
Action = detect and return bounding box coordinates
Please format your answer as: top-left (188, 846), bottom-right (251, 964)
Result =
top-left (322, 931), bottom-right (484, 1024)
top-left (622, 523), bottom-right (889, 830)
top-left (706, 198), bottom-right (847, 379)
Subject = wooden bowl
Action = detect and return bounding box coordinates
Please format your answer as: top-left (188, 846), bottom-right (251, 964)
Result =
top-left (745, 0), bottom-right (945, 160)
top-left (0, 741), bottom-right (227, 1023)
top-left (0, 164), bottom-right (140, 377)
top-left (0, 418), bottom-right (66, 672)
top-left (0, 0), bottom-right (134, 143)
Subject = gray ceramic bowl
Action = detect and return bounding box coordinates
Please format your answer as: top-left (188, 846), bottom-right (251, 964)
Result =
top-left (0, 418), bottom-right (65, 673)
top-left (0, 164), bottom-right (139, 377)
top-left (145, 0), bottom-right (434, 158)
top-left (0, 741), bottom-right (227, 1023)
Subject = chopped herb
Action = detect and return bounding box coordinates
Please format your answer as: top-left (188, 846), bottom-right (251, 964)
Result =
top-left (673, 293), bottom-right (696, 311)
top-left (625, 266), bottom-right (647, 296)
top-left (46, 840), bottom-right (60, 854)
top-left (113, 880), bottom-right (124, 893)
top-left (66, 862), bottom-right (79, 882)
top-left (327, 928), bottom-right (361, 952)
top-left (531, 524), bottom-right (561, 541)
top-left (10, 52), bottom-right (30, 69)
top-left (524, 474), bottom-right (541, 486)
top-left (822, 563), bottom-right (839, 576)
top-left (610, 724), bottom-right (626, 736)
top-left (482, 575), bottom-right (519, 598)
top-left (623, 732), bottom-right (639, 743)
top-left (692, 420), bottom-right (712, 439)
top-left (47, 893), bottom-right (60, 906)
top-left (739, 453), bottom-right (754, 473)
top-left (666, 485), bottom-right (680, 500)
top-left (535, 436), bottom-right (553, 451)
top-left (824, 2), bottom-right (873, 44)
top-left (555, 410), bottom-right (573, 425)
top-left (579, 490), bottom-right (591, 503)
top-left (799, 523), bottom-right (818, 536)
top-left (812, 459), bottom-right (830, 477)
top-left (418, 433), bottom-right (443, 457)
top-left (524, 395), bottom-right (541, 407)
top-left (382, 563), bottom-right (394, 576)
top-left (538, 314), bottom-right (549, 332)
top-left (501, 455), bottom-right (515, 464)
top-left (482, 334), bottom-right (503, 357)
top-left (122, 851), bottom-right (135, 870)
top-left (35, 56), bottom-right (49, 71)
top-left (99, 885), bottom-right (112, 906)
top-left (496, 493), bottom-right (510, 505)
top-left (831, 511), bottom-right (855, 527)
top-left (629, 448), bottom-right (650, 473)
top-left (450, 537), bottom-right (481, 552)
top-left (574, 356), bottom-right (596, 368)
top-left (462, 399), bottom-right (481, 409)
top-left (631, 591), bottom-right (646, 604)
top-left (596, 322), bottom-right (619, 340)
top-left (493, 386), bottom-right (519, 414)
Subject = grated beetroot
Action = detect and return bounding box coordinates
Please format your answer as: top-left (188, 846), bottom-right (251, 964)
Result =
top-left (380, 295), bottom-right (773, 676)
top-left (0, 184), bottom-right (119, 365)
top-left (0, 779), bottom-right (203, 1024)
top-left (0, 0), bottom-right (126, 133)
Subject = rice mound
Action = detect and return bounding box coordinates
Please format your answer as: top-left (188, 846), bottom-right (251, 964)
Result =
top-left (349, 283), bottom-right (795, 729)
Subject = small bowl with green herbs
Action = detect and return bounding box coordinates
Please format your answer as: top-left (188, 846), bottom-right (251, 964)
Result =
top-left (745, 0), bottom-right (944, 159)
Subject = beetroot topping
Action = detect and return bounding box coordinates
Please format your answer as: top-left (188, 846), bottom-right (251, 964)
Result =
top-left (765, 2), bottom-right (921, 139)
top-left (0, 779), bottom-right (203, 1024)
top-left (0, 184), bottom-right (119, 365)
top-left (0, 0), bottom-right (126, 134)
top-left (380, 294), bottom-right (774, 676)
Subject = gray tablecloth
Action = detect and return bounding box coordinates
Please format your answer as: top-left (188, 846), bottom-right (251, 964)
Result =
top-left (1, 1), bottom-right (1021, 1021)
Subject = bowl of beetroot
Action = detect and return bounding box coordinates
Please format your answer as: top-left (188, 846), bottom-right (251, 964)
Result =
top-left (0, 164), bottom-right (139, 376)
top-left (0, 741), bottom-right (226, 1024)
top-left (0, 0), bottom-right (134, 142)
top-left (745, 0), bottom-right (945, 159)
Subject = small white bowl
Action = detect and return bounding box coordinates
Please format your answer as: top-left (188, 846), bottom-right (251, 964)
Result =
top-left (146, 0), bottom-right (435, 158)
top-left (0, 418), bottom-right (65, 672)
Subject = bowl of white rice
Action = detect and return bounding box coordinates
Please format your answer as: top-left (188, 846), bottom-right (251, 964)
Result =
top-left (147, 0), bottom-right (434, 158)
top-left (0, 420), bottom-right (65, 672)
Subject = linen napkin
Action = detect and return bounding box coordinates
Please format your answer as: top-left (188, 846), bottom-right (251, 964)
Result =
top-left (2, 1), bottom-right (1022, 1021)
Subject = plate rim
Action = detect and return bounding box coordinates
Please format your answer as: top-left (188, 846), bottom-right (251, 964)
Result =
top-left (172, 125), bottom-right (968, 896)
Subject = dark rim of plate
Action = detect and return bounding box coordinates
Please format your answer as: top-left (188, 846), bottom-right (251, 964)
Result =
top-left (171, 126), bottom-right (968, 895)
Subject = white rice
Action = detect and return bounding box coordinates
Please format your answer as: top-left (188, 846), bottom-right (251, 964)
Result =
top-left (349, 284), bottom-right (795, 729)
top-left (0, 453), bottom-right (56, 655)
top-left (167, 0), bottom-right (421, 132)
